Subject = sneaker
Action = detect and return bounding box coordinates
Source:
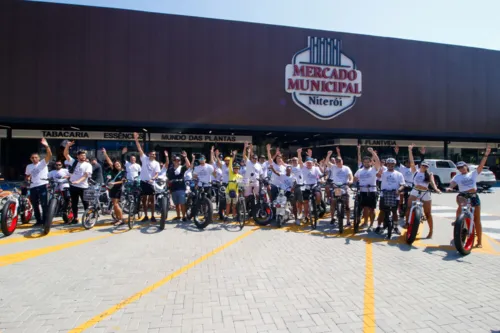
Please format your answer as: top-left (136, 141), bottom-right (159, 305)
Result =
top-left (367, 226), bottom-right (373, 232)
top-left (295, 219), bottom-right (301, 226)
top-left (173, 216), bottom-right (181, 220)
top-left (182, 217), bottom-right (188, 222)
top-left (393, 227), bottom-right (401, 235)
top-left (330, 218), bottom-right (335, 225)
top-left (150, 216), bottom-right (157, 223)
top-left (143, 216), bottom-right (149, 222)
top-left (346, 222), bottom-right (352, 227)
top-left (375, 226), bottom-right (382, 234)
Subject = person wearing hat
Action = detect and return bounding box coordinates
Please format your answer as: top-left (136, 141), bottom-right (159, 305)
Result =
top-left (297, 148), bottom-right (323, 223)
top-left (193, 153), bottom-right (216, 196)
top-left (446, 145), bottom-right (491, 248)
top-left (375, 156), bottom-right (405, 237)
top-left (225, 150), bottom-right (243, 219)
top-left (404, 144), bottom-right (441, 239)
top-left (242, 142), bottom-right (263, 199)
top-left (167, 151), bottom-right (191, 221)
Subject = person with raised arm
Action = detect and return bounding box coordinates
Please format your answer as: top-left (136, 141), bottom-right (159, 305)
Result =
top-left (133, 132), bottom-right (160, 222)
top-left (446, 146), bottom-right (491, 248)
top-left (64, 140), bottom-right (93, 225)
top-left (121, 146), bottom-right (141, 182)
top-left (25, 138), bottom-right (52, 227)
top-left (224, 149), bottom-right (243, 220)
top-left (353, 147), bottom-right (380, 230)
top-left (242, 142), bottom-right (263, 200)
top-left (102, 148), bottom-right (126, 226)
top-left (325, 148), bottom-right (354, 226)
top-left (266, 144), bottom-right (287, 203)
top-left (298, 148), bottom-right (323, 223)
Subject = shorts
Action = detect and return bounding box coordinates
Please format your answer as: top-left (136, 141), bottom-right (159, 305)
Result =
top-left (410, 189), bottom-right (431, 202)
top-left (172, 190), bottom-right (186, 205)
top-left (109, 187), bottom-right (122, 199)
top-left (226, 191), bottom-right (238, 205)
top-left (303, 186), bottom-right (320, 201)
top-left (457, 193), bottom-right (480, 207)
top-left (293, 185), bottom-right (304, 203)
top-left (140, 181), bottom-right (154, 196)
top-left (360, 192), bottom-right (377, 209)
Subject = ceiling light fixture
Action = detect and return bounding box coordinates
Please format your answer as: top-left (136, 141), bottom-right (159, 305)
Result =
top-left (142, 128), bottom-right (148, 132)
top-left (266, 132), bottom-right (272, 135)
top-left (314, 134), bottom-right (320, 137)
top-left (209, 130), bottom-right (212, 134)
top-left (70, 126), bottom-right (80, 131)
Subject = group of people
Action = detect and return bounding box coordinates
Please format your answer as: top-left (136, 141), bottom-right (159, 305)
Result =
top-left (23, 135), bottom-right (491, 247)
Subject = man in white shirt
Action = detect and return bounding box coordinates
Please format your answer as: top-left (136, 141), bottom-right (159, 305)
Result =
top-left (325, 150), bottom-right (354, 226)
top-left (134, 133), bottom-right (161, 222)
top-left (266, 144), bottom-right (287, 202)
top-left (121, 146), bottom-right (141, 181)
top-left (48, 161), bottom-right (71, 221)
top-left (354, 148), bottom-right (381, 230)
top-left (376, 157), bottom-right (406, 237)
top-left (193, 154), bottom-right (216, 189)
top-left (63, 141), bottom-right (93, 224)
top-left (297, 148), bottom-right (323, 222)
top-left (25, 138), bottom-right (52, 226)
top-left (242, 142), bottom-right (263, 198)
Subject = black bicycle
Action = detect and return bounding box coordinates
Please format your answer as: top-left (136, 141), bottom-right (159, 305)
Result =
top-left (330, 182), bottom-right (349, 234)
top-left (45, 178), bottom-right (73, 235)
top-left (152, 179), bottom-right (170, 231)
top-left (187, 181), bottom-right (213, 229)
top-left (352, 184), bottom-right (378, 234)
top-left (246, 178), bottom-right (273, 226)
top-left (399, 184), bottom-right (412, 218)
top-left (380, 190), bottom-right (399, 239)
top-left (122, 178), bottom-right (142, 230)
top-left (304, 184), bottom-right (320, 230)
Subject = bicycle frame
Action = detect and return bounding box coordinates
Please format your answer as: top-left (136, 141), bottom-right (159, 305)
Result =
top-left (459, 196), bottom-right (475, 238)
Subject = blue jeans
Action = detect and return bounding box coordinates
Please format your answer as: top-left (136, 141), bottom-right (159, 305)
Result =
top-left (30, 184), bottom-right (48, 224)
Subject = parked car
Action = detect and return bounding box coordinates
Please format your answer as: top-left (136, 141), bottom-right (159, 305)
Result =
top-left (468, 164), bottom-right (496, 188)
top-left (424, 159), bottom-right (458, 189)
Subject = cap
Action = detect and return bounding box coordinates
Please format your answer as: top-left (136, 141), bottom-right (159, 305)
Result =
top-left (386, 158), bottom-right (396, 164)
top-left (251, 154), bottom-right (258, 159)
top-left (173, 156), bottom-right (181, 161)
top-left (305, 157), bottom-right (314, 162)
top-left (259, 155), bottom-right (266, 159)
top-left (421, 161), bottom-right (430, 167)
top-left (286, 165), bottom-right (292, 170)
top-left (218, 154), bottom-right (224, 159)
top-left (224, 157), bottom-right (231, 161)
top-left (456, 161), bottom-right (467, 167)
top-left (233, 164), bottom-right (240, 169)
top-left (199, 155), bottom-right (206, 160)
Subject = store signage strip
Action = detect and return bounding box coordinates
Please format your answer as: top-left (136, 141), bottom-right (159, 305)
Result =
top-left (12, 130), bottom-right (252, 143)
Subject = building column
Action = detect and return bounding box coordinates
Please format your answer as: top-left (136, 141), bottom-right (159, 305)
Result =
top-left (444, 141), bottom-right (449, 160)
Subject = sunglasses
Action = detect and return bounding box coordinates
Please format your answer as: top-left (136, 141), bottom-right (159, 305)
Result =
top-left (55, 164), bottom-right (62, 166)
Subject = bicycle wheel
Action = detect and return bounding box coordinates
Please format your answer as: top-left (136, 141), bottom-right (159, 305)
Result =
top-left (159, 195), bottom-right (168, 231)
top-left (1, 201), bottom-right (18, 236)
top-left (385, 211), bottom-right (393, 239)
top-left (44, 198), bottom-right (58, 235)
top-left (194, 197), bottom-right (213, 229)
top-left (237, 197), bottom-right (246, 230)
top-left (311, 200), bottom-right (318, 230)
top-left (21, 200), bottom-right (33, 224)
top-left (127, 202), bottom-right (136, 229)
top-left (337, 201), bottom-right (344, 234)
top-left (253, 202), bottom-right (272, 226)
top-left (62, 203), bottom-right (74, 224)
top-left (405, 207), bottom-right (421, 245)
top-left (453, 214), bottom-right (474, 256)
top-left (353, 199), bottom-right (360, 234)
top-left (82, 207), bottom-right (98, 230)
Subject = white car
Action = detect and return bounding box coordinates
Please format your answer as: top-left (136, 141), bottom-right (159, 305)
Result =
top-left (468, 164), bottom-right (496, 188)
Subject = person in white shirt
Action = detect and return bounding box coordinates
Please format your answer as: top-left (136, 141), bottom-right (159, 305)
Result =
top-left (134, 132), bottom-right (161, 222)
top-left (258, 155), bottom-right (270, 179)
top-left (121, 146), bottom-right (141, 181)
top-left (325, 149), bottom-right (354, 226)
top-left (63, 141), bottom-right (93, 224)
top-left (354, 148), bottom-right (380, 230)
top-left (242, 142), bottom-right (263, 198)
top-left (25, 138), bottom-right (52, 226)
top-left (266, 144), bottom-right (287, 202)
top-left (48, 161), bottom-right (71, 222)
top-left (297, 148), bottom-right (323, 223)
top-left (375, 157), bottom-right (405, 236)
top-left (404, 144), bottom-right (441, 239)
top-left (289, 157), bottom-right (304, 223)
top-left (193, 154), bottom-right (216, 193)
top-left (446, 146), bottom-right (491, 248)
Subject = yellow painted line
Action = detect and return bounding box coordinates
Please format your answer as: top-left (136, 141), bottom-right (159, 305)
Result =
top-left (0, 234), bottom-right (114, 267)
top-left (363, 241), bottom-right (375, 333)
top-left (69, 227), bottom-right (259, 333)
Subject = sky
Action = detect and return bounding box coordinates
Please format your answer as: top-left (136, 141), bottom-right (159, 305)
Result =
top-left (29, 0), bottom-right (500, 51)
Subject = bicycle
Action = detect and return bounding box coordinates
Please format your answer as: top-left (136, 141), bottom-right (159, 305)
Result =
top-left (379, 189), bottom-right (399, 239)
top-left (352, 184), bottom-right (378, 234)
top-left (233, 179), bottom-right (247, 230)
top-left (452, 192), bottom-right (478, 256)
top-left (399, 184), bottom-right (412, 218)
top-left (246, 177), bottom-right (273, 226)
top-left (330, 182), bottom-right (349, 234)
top-left (304, 184), bottom-right (319, 230)
top-left (187, 181), bottom-right (213, 229)
top-left (45, 178), bottom-right (73, 235)
top-left (153, 179), bottom-right (170, 230)
top-left (273, 187), bottom-right (293, 228)
top-left (81, 180), bottom-right (113, 230)
top-left (405, 188), bottom-right (431, 245)
top-left (1, 183), bottom-right (33, 237)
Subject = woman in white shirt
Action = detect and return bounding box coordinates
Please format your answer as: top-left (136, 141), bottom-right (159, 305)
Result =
top-left (446, 146), bottom-right (491, 248)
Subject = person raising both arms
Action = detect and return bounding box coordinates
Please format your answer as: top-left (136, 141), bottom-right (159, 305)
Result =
top-left (25, 138), bottom-right (52, 227)
top-left (325, 147), bottom-right (354, 226)
top-left (133, 132), bottom-right (160, 222)
top-left (64, 141), bottom-right (93, 225)
top-left (297, 148), bottom-right (323, 223)
top-left (404, 144), bottom-right (441, 239)
top-left (266, 144), bottom-right (287, 203)
top-left (353, 147), bottom-right (380, 231)
top-left (242, 142), bottom-right (263, 201)
top-left (225, 150), bottom-right (243, 220)
top-left (102, 148), bottom-right (127, 226)
top-left (446, 145), bottom-right (491, 248)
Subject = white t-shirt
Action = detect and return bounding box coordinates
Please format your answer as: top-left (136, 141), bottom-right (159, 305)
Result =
top-left (379, 170), bottom-right (405, 193)
top-left (329, 165), bottom-right (353, 184)
top-left (139, 155), bottom-right (161, 182)
top-left (125, 161), bottom-right (141, 181)
top-left (158, 166), bottom-right (168, 180)
top-left (48, 169), bottom-right (70, 191)
top-left (193, 163), bottom-right (214, 186)
top-left (25, 160), bottom-right (49, 188)
top-left (278, 174), bottom-right (295, 190)
top-left (260, 161), bottom-right (270, 179)
top-left (302, 166), bottom-right (323, 186)
top-left (245, 159), bottom-right (262, 183)
top-left (399, 165), bottom-right (415, 184)
top-left (291, 165), bottom-right (304, 185)
top-left (220, 164), bottom-right (229, 183)
top-left (184, 168), bottom-right (193, 181)
top-left (270, 163), bottom-right (287, 187)
top-left (452, 170), bottom-right (478, 192)
top-left (413, 171), bottom-right (430, 188)
top-left (65, 157), bottom-right (93, 189)
top-left (354, 167), bottom-right (378, 192)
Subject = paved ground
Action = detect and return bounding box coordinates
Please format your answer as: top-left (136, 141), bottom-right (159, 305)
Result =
top-left (1, 191), bottom-right (500, 333)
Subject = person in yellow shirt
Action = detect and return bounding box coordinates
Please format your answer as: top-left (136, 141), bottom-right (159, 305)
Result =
top-left (226, 150), bottom-right (243, 219)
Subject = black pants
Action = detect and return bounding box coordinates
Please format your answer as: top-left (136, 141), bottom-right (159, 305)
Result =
top-left (70, 185), bottom-right (89, 220)
top-left (30, 184), bottom-right (48, 224)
